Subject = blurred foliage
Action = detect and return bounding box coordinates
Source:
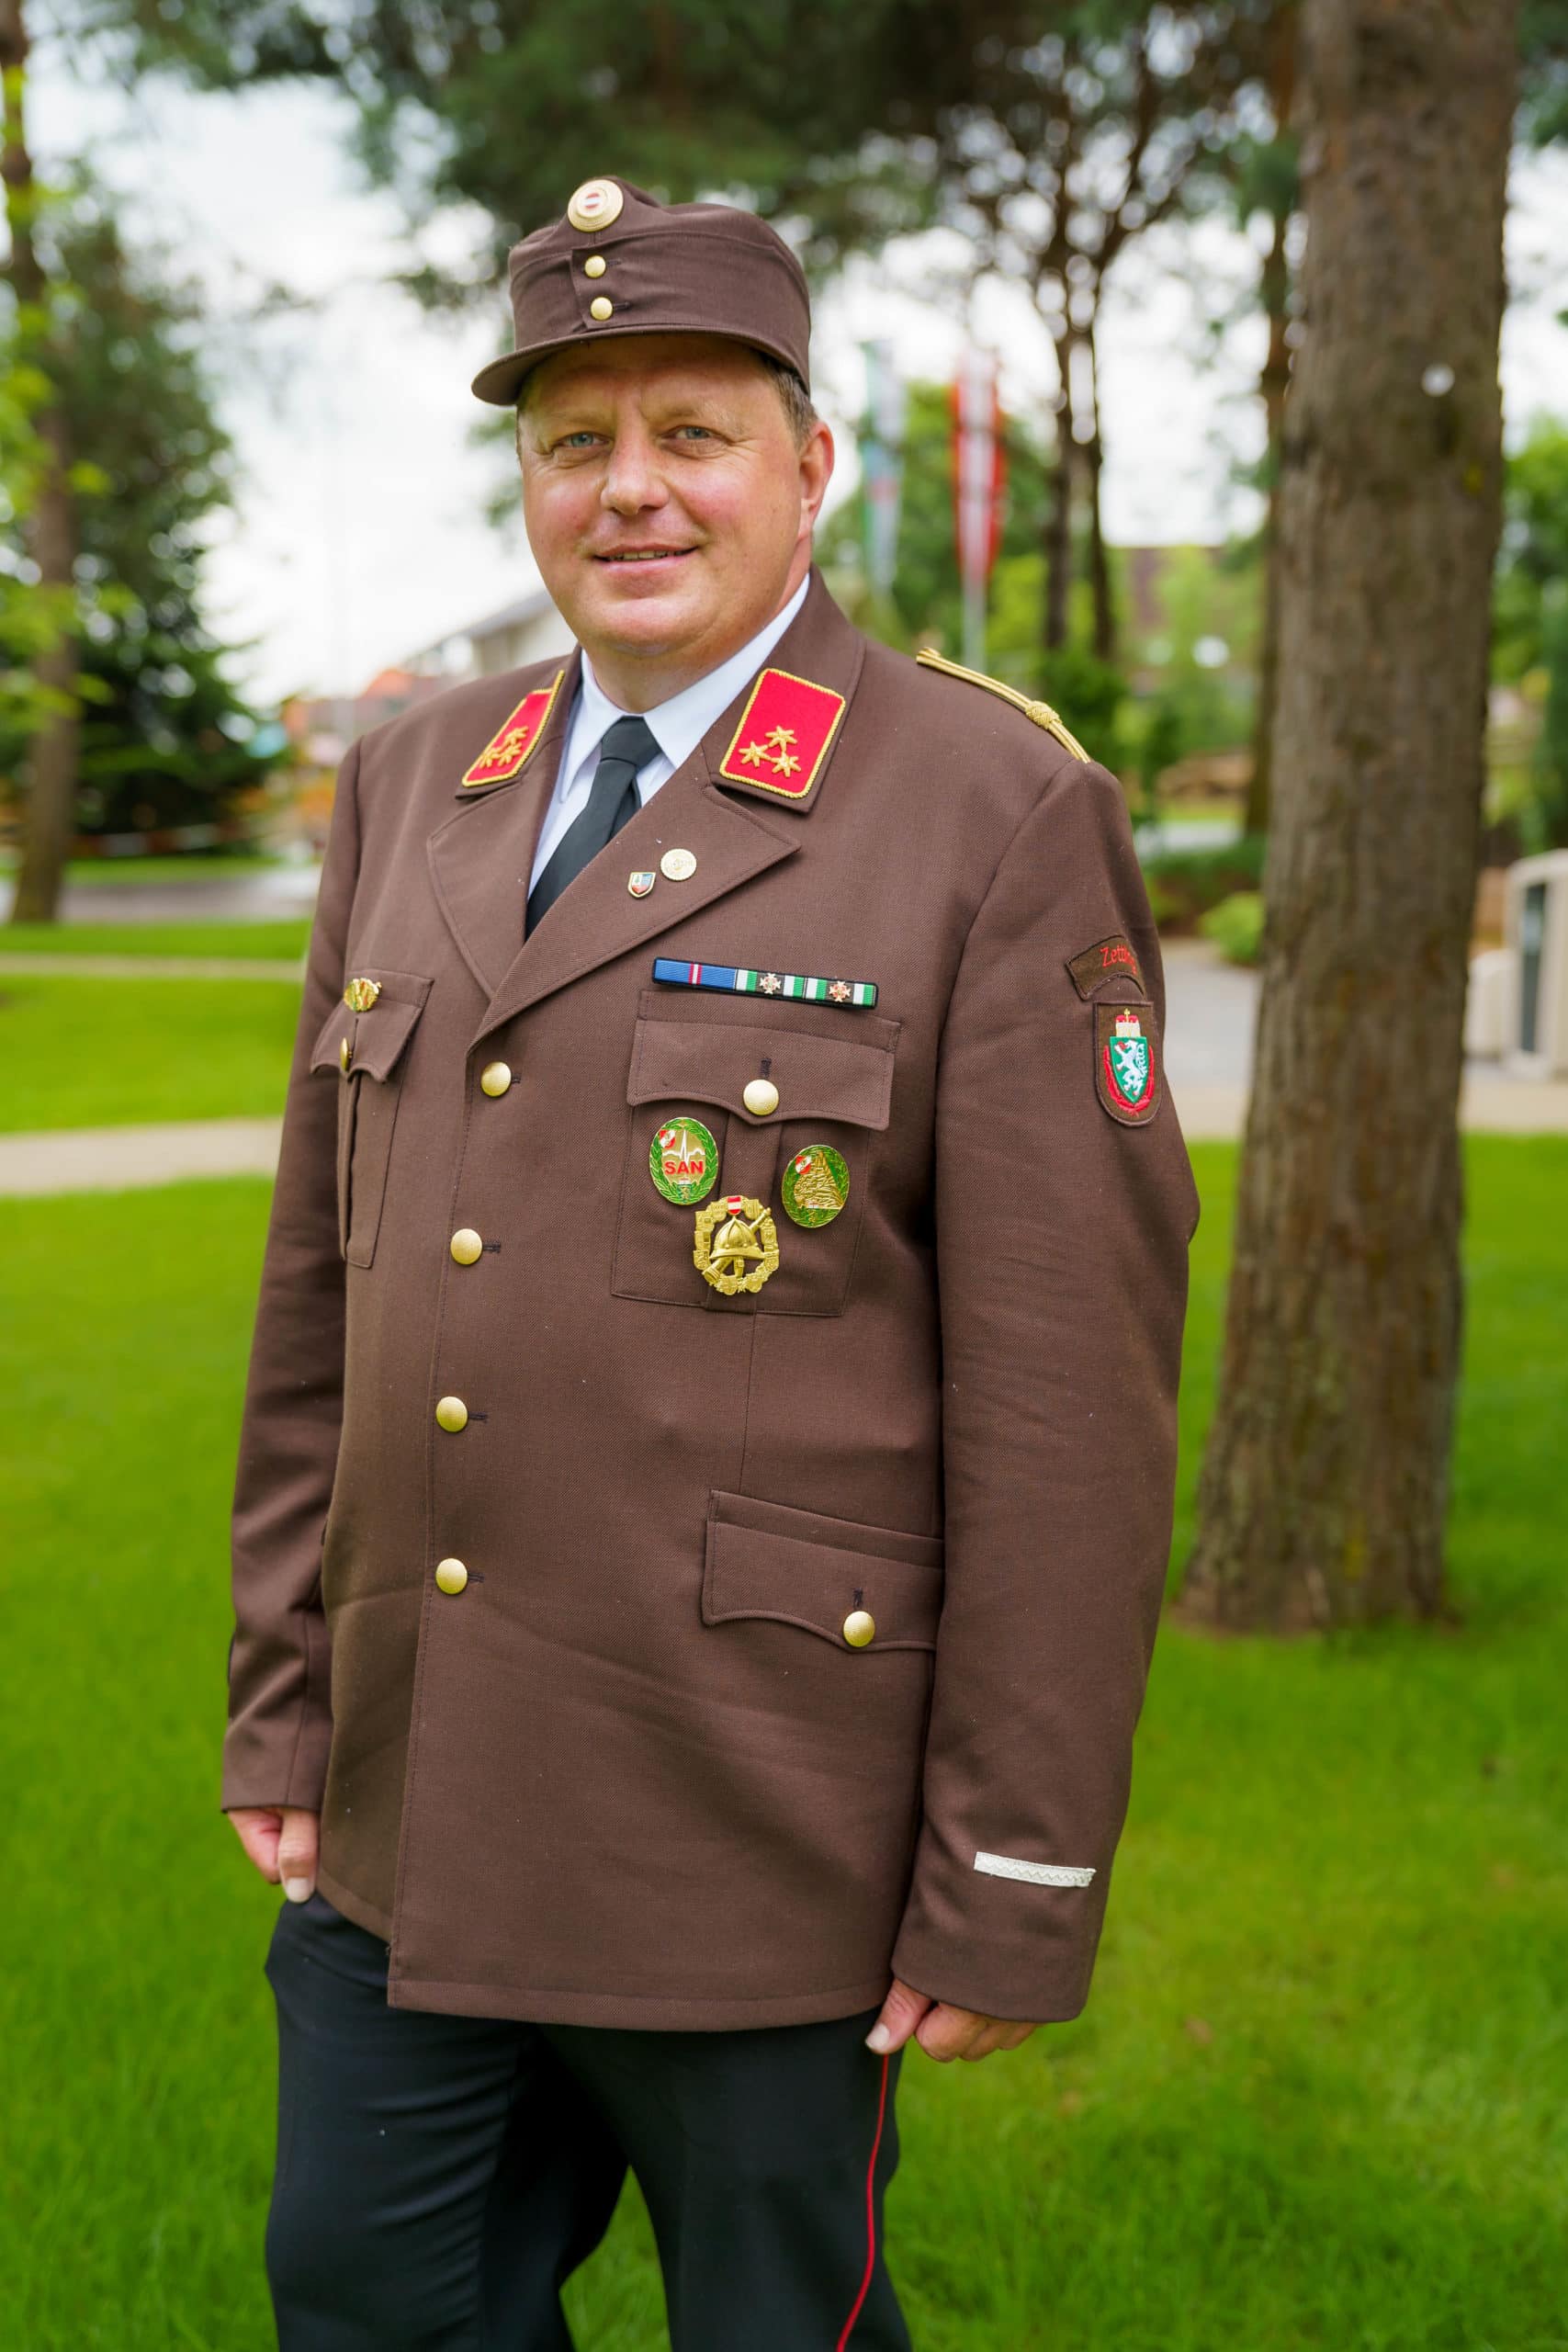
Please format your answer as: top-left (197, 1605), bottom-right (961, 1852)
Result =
top-left (1494, 418), bottom-right (1568, 684)
top-left (92, 3), bottom-right (1280, 278)
top-left (820, 380), bottom-right (1261, 781)
top-left (1529, 591), bottom-right (1568, 852)
top-left (1493, 417), bottom-right (1568, 852)
top-left (1198, 888), bottom-right (1264, 965)
top-left (0, 352), bottom-right (77, 740)
top-left (1141, 834), bottom-right (1267, 932)
top-left (819, 382), bottom-right (1051, 650)
top-left (0, 183), bottom-right (274, 837)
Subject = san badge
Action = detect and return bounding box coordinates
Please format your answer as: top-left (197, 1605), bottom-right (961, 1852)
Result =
top-left (781, 1144), bottom-right (850, 1228)
top-left (651, 1114), bottom-right (719, 1204)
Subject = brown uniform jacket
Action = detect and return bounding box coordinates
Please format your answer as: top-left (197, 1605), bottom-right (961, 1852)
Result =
top-left (223, 570), bottom-right (1200, 2030)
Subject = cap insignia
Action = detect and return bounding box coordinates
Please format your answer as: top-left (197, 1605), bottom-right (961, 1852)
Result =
top-left (717, 668), bottom-right (845, 805)
top-left (566, 178), bottom-right (625, 233)
top-left (458, 670), bottom-right (565, 790)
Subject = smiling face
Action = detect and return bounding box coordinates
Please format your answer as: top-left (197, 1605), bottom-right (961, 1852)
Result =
top-left (516, 333), bottom-right (833, 710)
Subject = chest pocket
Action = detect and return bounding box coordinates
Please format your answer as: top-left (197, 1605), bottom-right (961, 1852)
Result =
top-left (613, 987), bottom-right (898, 1317)
top-left (308, 967), bottom-right (433, 1268)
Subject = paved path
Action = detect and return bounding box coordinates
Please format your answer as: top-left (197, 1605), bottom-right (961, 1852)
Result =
top-left (0, 1117), bottom-right (286, 1196)
top-left (0, 865), bottom-right (320, 925)
top-left (0, 951), bottom-right (304, 979)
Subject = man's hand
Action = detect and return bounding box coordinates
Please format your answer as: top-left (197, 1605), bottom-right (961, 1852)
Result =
top-left (228, 1805), bottom-right (321, 1903)
top-left (865, 1976), bottom-right (1039, 2063)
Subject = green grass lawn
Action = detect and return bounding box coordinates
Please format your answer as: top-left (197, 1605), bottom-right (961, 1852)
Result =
top-left (1, 1141), bottom-right (1563, 2350)
top-left (0, 974), bottom-right (301, 1131)
top-left (0, 918), bottom-right (311, 961)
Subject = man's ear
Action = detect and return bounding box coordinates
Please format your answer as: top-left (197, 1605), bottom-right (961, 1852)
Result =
top-left (800, 420), bottom-right (835, 530)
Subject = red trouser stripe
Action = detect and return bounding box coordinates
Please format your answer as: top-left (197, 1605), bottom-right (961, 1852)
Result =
top-left (835, 2052), bottom-right (891, 2350)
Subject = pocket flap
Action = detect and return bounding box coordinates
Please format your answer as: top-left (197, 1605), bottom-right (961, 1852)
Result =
top-left (630, 998), bottom-right (897, 1130)
top-left (309, 968), bottom-right (433, 1081)
top-left (703, 1490), bottom-right (942, 1651)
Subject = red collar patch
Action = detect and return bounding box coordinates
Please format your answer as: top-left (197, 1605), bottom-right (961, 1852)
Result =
top-left (459, 670), bottom-right (565, 789)
top-left (717, 668), bottom-right (845, 805)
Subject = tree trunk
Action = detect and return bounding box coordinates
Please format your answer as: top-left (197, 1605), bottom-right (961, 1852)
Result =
top-left (1183, 0), bottom-right (1515, 1631)
top-left (1083, 323), bottom-right (1117, 663)
top-left (1043, 332), bottom-right (1073, 654)
top-left (2, 0), bottom-right (80, 927)
top-left (1244, 206), bottom-right (1292, 837)
top-left (1245, 4), bottom-right (1300, 838)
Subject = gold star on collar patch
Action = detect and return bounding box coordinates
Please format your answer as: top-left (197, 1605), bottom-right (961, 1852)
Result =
top-left (459, 670), bottom-right (565, 789)
top-left (717, 668), bottom-right (845, 806)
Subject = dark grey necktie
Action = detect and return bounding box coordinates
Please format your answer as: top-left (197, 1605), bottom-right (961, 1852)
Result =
top-left (525, 713), bottom-right (659, 936)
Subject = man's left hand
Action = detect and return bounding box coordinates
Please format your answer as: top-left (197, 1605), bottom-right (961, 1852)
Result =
top-left (865, 1977), bottom-right (1040, 2063)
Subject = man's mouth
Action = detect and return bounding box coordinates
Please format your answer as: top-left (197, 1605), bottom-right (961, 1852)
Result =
top-left (593, 547), bottom-right (696, 564)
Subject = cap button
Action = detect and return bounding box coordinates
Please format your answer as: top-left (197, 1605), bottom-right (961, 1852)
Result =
top-left (583, 254), bottom-right (607, 278)
top-left (589, 296), bottom-right (614, 322)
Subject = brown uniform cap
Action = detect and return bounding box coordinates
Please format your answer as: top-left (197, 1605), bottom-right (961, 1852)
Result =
top-left (470, 175), bottom-right (812, 406)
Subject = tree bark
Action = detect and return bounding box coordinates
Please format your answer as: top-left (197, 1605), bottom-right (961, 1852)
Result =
top-left (1183, 0), bottom-right (1516, 1631)
top-left (1083, 322), bottom-right (1117, 663)
top-left (1245, 4), bottom-right (1300, 838)
top-left (3, 0), bottom-right (80, 927)
top-left (1043, 328), bottom-right (1074, 654)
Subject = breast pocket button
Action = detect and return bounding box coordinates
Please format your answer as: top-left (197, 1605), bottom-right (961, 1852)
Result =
top-left (742, 1078), bottom-right (780, 1116)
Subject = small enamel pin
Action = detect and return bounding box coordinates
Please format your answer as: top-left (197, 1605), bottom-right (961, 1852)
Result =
top-left (627, 870), bottom-right (656, 899)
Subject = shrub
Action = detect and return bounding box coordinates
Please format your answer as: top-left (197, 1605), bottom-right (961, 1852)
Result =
top-left (1199, 889), bottom-right (1265, 966)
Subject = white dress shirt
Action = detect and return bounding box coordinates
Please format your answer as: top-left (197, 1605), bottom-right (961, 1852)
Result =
top-left (527, 575), bottom-right (810, 890)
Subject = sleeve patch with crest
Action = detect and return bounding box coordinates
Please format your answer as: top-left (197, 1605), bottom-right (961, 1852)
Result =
top-left (1068, 933), bottom-right (1144, 999)
top-left (1095, 1000), bottom-right (1161, 1125)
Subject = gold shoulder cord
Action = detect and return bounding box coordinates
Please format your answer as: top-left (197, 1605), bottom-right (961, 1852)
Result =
top-left (915, 648), bottom-right (1089, 763)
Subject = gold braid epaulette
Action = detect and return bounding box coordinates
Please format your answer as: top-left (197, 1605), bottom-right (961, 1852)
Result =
top-left (915, 648), bottom-right (1089, 763)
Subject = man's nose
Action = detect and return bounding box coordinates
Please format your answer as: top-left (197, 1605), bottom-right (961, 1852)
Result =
top-left (600, 425), bottom-right (669, 516)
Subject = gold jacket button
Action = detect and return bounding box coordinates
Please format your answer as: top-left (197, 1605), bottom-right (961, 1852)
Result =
top-left (480, 1061), bottom-right (513, 1097)
top-left (434, 1557), bottom-right (468, 1595)
top-left (589, 295), bottom-right (614, 321)
top-left (583, 254), bottom-right (606, 277)
top-left (842, 1609), bottom-right (875, 1648)
top-left (742, 1078), bottom-right (780, 1116)
top-left (450, 1227), bottom-right (484, 1264)
top-left (435, 1396), bottom-right (468, 1432)
top-left (338, 1035), bottom-right (352, 1071)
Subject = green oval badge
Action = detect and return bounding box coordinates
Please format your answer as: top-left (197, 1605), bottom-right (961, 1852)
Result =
top-left (781, 1142), bottom-right (850, 1227)
top-left (650, 1114), bottom-right (719, 1204)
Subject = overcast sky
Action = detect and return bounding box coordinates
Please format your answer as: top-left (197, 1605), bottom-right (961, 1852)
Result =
top-left (24, 49), bottom-right (1568, 706)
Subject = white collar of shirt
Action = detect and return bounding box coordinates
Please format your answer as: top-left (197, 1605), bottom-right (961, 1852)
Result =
top-left (529, 574), bottom-right (810, 889)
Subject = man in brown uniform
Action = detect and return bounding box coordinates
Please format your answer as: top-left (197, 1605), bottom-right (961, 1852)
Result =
top-left (223, 175), bottom-right (1200, 2350)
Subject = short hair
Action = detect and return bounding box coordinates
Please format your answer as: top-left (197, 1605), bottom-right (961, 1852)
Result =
top-left (513, 345), bottom-right (818, 459)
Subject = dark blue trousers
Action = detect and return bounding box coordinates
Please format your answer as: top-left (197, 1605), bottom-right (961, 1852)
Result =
top-left (264, 1892), bottom-right (910, 2351)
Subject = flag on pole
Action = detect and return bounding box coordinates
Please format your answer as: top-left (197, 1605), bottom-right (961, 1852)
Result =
top-left (860, 341), bottom-right (907, 604)
top-left (952, 349), bottom-right (1006, 673)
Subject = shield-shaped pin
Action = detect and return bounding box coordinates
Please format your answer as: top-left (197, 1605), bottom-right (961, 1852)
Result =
top-left (627, 870), bottom-right (656, 899)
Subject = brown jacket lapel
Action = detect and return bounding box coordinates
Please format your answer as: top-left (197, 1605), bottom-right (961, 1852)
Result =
top-left (432, 571), bottom-right (865, 1044)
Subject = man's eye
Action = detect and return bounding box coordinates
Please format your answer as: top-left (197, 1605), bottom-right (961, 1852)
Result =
top-left (671, 425), bottom-right (714, 441)
top-left (558, 431), bottom-right (600, 449)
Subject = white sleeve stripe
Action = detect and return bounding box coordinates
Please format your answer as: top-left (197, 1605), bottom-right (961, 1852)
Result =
top-left (974, 1851), bottom-right (1096, 1888)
